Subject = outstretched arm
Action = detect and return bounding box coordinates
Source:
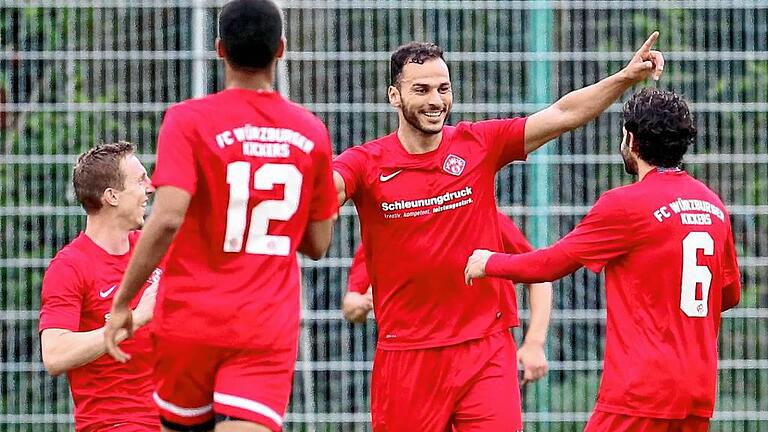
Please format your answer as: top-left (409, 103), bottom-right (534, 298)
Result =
top-left (104, 186), bottom-right (190, 362)
top-left (465, 245), bottom-right (582, 285)
top-left (524, 31), bottom-right (664, 154)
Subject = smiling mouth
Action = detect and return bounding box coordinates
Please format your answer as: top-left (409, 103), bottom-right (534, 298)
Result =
top-left (422, 111), bottom-right (444, 118)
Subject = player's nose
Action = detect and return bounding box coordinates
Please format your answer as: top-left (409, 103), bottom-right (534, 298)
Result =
top-left (146, 178), bottom-right (156, 195)
top-left (426, 89), bottom-right (444, 108)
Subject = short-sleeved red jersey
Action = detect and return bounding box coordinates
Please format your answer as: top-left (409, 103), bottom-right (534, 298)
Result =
top-left (347, 246), bottom-right (371, 295)
top-left (39, 231), bottom-right (162, 431)
top-left (151, 88), bottom-right (338, 349)
top-left (346, 211), bottom-right (534, 329)
top-left (556, 169), bottom-right (741, 419)
top-left (334, 118), bottom-right (527, 349)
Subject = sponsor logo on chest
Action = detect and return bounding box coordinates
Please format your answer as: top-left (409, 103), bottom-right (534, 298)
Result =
top-left (99, 284), bottom-right (117, 298)
top-left (97, 268), bottom-right (163, 301)
top-left (101, 267), bottom-right (163, 322)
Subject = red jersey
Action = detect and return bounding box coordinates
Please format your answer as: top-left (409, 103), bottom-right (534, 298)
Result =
top-left (39, 231), bottom-right (162, 432)
top-left (496, 211), bottom-right (535, 327)
top-left (151, 88), bottom-right (337, 349)
top-left (334, 118), bottom-right (527, 349)
top-left (346, 211), bottom-right (533, 327)
top-left (556, 169), bottom-right (741, 419)
top-left (347, 246), bottom-right (371, 294)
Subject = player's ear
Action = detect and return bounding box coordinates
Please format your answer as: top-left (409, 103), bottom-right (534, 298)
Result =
top-left (626, 131), bottom-right (639, 154)
top-left (274, 37), bottom-right (286, 60)
top-left (215, 38), bottom-right (226, 60)
top-left (103, 188), bottom-right (120, 208)
top-left (388, 85), bottom-right (401, 108)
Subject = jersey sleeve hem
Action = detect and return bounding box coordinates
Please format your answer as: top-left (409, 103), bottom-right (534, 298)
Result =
top-left (38, 321), bottom-right (80, 333)
top-left (309, 202), bottom-right (338, 222)
top-left (332, 164), bottom-right (356, 202)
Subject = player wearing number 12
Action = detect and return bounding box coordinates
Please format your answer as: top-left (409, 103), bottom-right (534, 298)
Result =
top-left (465, 89), bottom-right (741, 432)
top-left (104, 1), bottom-right (338, 432)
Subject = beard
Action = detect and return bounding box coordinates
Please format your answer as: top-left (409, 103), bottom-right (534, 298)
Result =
top-left (620, 129), bottom-right (638, 175)
top-left (621, 147), bottom-right (638, 175)
top-left (401, 101), bottom-right (446, 135)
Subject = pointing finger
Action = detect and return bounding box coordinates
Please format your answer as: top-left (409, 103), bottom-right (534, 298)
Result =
top-left (637, 31), bottom-right (659, 54)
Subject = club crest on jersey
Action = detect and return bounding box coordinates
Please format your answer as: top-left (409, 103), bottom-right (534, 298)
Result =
top-left (442, 154), bottom-right (466, 176)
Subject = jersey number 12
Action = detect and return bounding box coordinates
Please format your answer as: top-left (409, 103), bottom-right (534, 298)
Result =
top-left (680, 231), bottom-right (714, 317)
top-left (223, 162), bottom-right (303, 256)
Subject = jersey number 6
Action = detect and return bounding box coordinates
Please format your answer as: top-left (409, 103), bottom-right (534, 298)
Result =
top-left (680, 231), bottom-right (715, 318)
top-left (224, 161), bottom-right (303, 256)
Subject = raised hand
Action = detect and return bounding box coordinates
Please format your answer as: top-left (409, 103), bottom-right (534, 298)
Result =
top-left (623, 31), bottom-right (665, 82)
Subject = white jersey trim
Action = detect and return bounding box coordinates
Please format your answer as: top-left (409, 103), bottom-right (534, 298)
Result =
top-left (153, 392), bottom-right (213, 417)
top-left (213, 392), bottom-right (284, 426)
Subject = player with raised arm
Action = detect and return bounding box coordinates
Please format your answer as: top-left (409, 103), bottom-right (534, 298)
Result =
top-left (333, 33), bottom-right (663, 430)
top-left (103, 1), bottom-right (338, 431)
top-left (39, 142), bottom-right (160, 431)
top-left (465, 88), bottom-right (741, 432)
top-left (341, 211), bottom-right (553, 384)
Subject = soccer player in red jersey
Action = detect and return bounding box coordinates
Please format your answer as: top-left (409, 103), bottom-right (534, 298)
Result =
top-left (465, 88), bottom-right (741, 432)
top-left (333, 33), bottom-right (664, 430)
top-left (103, 1), bottom-right (338, 431)
top-left (39, 142), bottom-right (161, 432)
top-left (342, 211), bottom-right (553, 384)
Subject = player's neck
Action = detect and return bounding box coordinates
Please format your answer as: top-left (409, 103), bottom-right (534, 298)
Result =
top-left (224, 65), bottom-right (275, 92)
top-left (636, 160), bottom-right (655, 182)
top-left (84, 214), bottom-right (131, 255)
top-left (396, 123), bottom-right (442, 154)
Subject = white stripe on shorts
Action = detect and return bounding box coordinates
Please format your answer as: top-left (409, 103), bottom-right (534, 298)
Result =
top-left (153, 392), bottom-right (213, 417)
top-left (213, 392), bottom-right (284, 427)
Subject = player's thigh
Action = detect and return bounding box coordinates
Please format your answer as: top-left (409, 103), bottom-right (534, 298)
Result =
top-left (103, 423), bottom-right (162, 432)
top-left (215, 421), bottom-right (272, 432)
top-left (451, 332), bottom-right (522, 432)
top-left (212, 343), bottom-right (298, 432)
top-left (584, 411), bottom-right (673, 432)
top-left (677, 416), bottom-right (710, 432)
top-left (370, 348), bottom-right (455, 432)
top-left (153, 335), bottom-right (219, 431)
top-left (160, 427), bottom-right (212, 432)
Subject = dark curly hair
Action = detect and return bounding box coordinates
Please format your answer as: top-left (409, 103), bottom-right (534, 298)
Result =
top-left (622, 88), bottom-right (697, 168)
top-left (390, 42), bottom-right (445, 86)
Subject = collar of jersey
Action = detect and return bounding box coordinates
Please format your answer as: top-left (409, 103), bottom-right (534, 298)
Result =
top-left (77, 231), bottom-right (134, 260)
top-left (643, 167), bottom-right (686, 181)
top-left (378, 127), bottom-right (453, 170)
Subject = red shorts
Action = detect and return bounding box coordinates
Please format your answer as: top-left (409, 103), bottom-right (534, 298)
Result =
top-left (371, 330), bottom-right (522, 432)
top-left (584, 411), bottom-right (710, 432)
top-left (86, 422), bottom-right (158, 432)
top-left (152, 334), bottom-right (298, 432)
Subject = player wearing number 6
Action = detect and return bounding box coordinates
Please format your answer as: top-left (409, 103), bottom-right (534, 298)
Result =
top-left (465, 88), bottom-right (741, 432)
top-left (103, 1), bottom-right (338, 431)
